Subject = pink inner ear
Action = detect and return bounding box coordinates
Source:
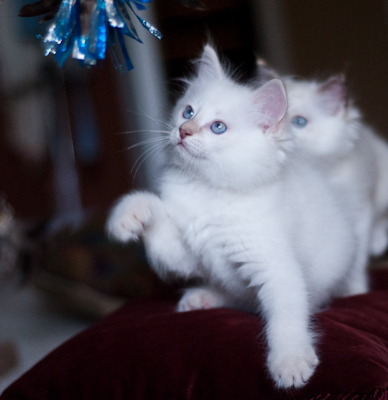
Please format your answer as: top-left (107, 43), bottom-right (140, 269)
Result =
top-left (318, 76), bottom-right (347, 115)
top-left (254, 79), bottom-right (287, 132)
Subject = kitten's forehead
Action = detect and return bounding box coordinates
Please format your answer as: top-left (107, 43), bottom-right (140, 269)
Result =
top-left (285, 80), bottom-right (322, 113)
top-left (182, 77), bottom-right (252, 118)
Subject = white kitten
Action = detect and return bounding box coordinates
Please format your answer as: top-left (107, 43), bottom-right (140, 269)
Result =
top-left (107, 46), bottom-right (358, 388)
top-left (284, 76), bottom-right (388, 264)
top-left (256, 60), bottom-right (388, 259)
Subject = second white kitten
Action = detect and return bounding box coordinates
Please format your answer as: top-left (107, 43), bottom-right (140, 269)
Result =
top-left (285, 76), bottom-right (388, 264)
top-left (257, 60), bottom-right (388, 259)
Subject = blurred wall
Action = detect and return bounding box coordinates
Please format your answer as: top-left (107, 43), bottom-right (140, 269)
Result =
top-left (264, 0), bottom-right (388, 135)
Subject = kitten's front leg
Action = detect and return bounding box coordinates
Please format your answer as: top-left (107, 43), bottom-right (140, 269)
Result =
top-left (239, 262), bottom-right (318, 388)
top-left (107, 191), bottom-right (197, 279)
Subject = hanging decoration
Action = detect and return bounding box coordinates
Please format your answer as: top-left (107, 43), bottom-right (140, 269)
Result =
top-left (19, 0), bottom-right (163, 71)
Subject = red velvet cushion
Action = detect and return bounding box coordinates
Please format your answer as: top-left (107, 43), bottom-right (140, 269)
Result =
top-left (2, 270), bottom-right (388, 400)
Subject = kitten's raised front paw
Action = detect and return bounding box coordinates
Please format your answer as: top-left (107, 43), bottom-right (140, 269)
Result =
top-left (267, 346), bottom-right (319, 388)
top-left (106, 193), bottom-right (154, 242)
top-left (176, 287), bottom-right (227, 312)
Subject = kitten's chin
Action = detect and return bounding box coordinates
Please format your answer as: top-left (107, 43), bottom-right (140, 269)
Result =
top-left (171, 144), bottom-right (195, 166)
top-left (170, 136), bottom-right (188, 154)
top-left (175, 143), bottom-right (192, 160)
top-left (176, 141), bottom-right (205, 160)
top-left (177, 141), bottom-right (188, 152)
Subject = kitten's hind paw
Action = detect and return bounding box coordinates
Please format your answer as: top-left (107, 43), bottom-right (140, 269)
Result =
top-left (176, 287), bottom-right (227, 312)
top-left (267, 345), bottom-right (319, 388)
top-left (106, 193), bottom-right (154, 243)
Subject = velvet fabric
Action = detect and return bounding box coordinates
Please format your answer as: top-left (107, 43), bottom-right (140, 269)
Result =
top-left (2, 270), bottom-right (388, 400)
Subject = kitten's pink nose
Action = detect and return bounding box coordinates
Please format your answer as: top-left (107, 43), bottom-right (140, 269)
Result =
top-left (179, 126), bottom-right (193, 140)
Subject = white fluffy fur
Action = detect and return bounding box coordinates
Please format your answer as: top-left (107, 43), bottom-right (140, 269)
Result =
top-left (107, 46), bottom-right (359, 389)
top-left (369, 134), bottom-right (388, 255)
top-left (285, 77), bottom-right (388, 263)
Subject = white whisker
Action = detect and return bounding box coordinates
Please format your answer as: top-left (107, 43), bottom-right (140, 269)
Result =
top-left (127, 109), bottom-right (173, 130)
top-left (131, 141), bottom-right (169, 174)
top-left (125, 137), bottom-right (170, 151)
top-left (117, 129), bottom-right (172, 135)
top-left (117, 137), bottom-right (170, 154)
top-left (132, 143), bottom-right (169, 183)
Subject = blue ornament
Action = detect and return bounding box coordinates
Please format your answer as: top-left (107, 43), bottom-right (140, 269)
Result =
top-left (42, 0), bottom-right (162, 70)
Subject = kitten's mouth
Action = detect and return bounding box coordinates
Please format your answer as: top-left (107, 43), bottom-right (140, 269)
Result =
top-left (177, 140), bottom-right (189, 152)
top-left (176, 138), bottom-right (204, 159)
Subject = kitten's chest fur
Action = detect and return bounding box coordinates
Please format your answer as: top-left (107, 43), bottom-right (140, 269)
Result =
top-left (162, 170), bottom-right (278, 232)
top-left (161, 174), bottom-right (273, 255)
top-left (159, 163), bottom-right (356, 310)
top-left (160, 173), bottom-right (274, 309)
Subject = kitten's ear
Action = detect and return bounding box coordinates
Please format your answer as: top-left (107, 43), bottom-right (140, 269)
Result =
top-left (196, 45), bottom-right (224, 80)
top-left (318, 75), bottom-right (348, 115)
top-left (256, 57), bottom-right (279, 83)
top-left (253, 79), bottom-right (287, 134)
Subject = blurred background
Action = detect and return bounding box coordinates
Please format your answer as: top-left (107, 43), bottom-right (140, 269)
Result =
top-left (1, 0), bottom-right (388, 392)
top-left (2, 0), bottom-right (388, 221)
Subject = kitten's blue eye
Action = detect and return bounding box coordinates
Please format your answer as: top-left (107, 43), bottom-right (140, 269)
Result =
top-left (211, 121), bottom-right (227, 134)
top-left (183, 106), bottom-right (194, 119)
top-left (292, 116), bottom-right (308, 128)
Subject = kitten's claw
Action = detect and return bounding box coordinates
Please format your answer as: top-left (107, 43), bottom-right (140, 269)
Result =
top-left (106, 193), bottom-right (153, 242)
top-left (267, 346), bottom-right (319, 388)
top-left (177, 287), bottom-right (227, 312)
